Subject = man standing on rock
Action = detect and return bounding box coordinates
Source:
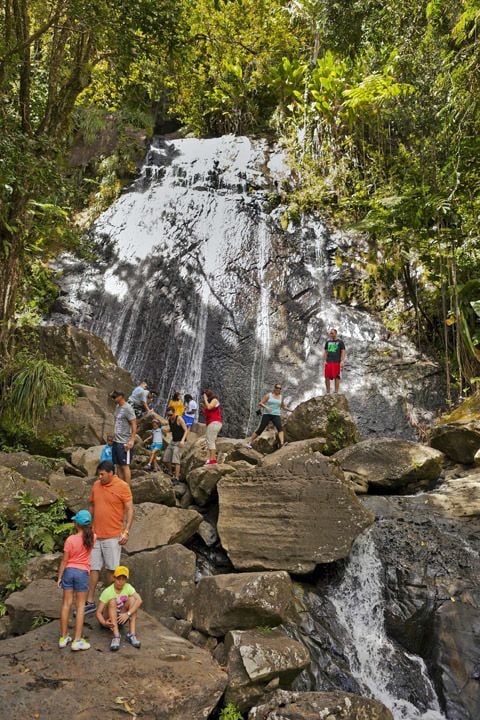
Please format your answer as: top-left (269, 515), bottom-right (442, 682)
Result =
top-left (84, 460), bottom-right (134, 615)
top-left (128, 380), bottom-right (150, 418)
top-left (110, 390), bottom-right (137, 485)
top-left (323, 328), bottom-right (346, 394)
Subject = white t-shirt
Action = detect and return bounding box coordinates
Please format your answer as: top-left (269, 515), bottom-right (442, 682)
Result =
top-left (185, 400), bottom-right (198, 416)
top-left (152, 427), bottom-right (163, 444)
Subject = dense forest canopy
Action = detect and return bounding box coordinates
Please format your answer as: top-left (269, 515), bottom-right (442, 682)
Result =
top-left (1, 0), bottom-right (479, 396)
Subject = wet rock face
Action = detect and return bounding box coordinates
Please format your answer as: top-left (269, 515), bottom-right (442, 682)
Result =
top-left (51, 136), bottom-right (444, 442)
top-left (217, 455), bottom-right (374, 573)
top-left (363, 495), bottom-right (480, 720)
top-left (333, 437), bottom-right (444, 493)
top-left (248, 689), bottom-right (394, 720)
top-left (0, 612), bottom-right (227, 719)
top-left (192, 571), bottom-right (298, 636)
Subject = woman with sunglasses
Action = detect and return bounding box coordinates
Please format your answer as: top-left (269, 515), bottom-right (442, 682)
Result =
top-left (245, 383), bottom-right (291, 449)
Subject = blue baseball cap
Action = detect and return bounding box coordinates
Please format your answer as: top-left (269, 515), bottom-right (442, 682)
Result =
top-left (71, 509), bottom-right (92, 526)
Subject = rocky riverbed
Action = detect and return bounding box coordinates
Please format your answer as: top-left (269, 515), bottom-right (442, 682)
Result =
top-left (0, 331), bottom-right (479, 719)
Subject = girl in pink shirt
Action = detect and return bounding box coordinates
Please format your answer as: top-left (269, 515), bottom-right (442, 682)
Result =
top-left (57, 509), bottom-right (95, 651)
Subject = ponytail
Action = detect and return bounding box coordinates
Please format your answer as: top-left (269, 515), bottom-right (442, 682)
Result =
top-left (82, 524), bottom-right (94, 550)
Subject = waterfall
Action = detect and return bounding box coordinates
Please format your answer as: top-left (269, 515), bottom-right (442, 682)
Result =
top-left (328, 531), bottom-right (446, 720)
top-left (52, 134), bottom-right (444, 437)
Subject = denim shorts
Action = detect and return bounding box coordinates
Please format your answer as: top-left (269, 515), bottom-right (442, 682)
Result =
top-left (62, 567), bottom-right (89, 592)
top-left (112, 441), bottom-right (133, 466)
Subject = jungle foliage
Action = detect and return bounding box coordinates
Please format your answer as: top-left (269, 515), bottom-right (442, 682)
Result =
top-left (1, 0), bottom-right (479, 395)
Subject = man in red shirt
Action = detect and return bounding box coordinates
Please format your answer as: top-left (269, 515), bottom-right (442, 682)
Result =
top-left (84, 460), bottom-right (134, 614)
top-left (323, 328), bottom-right (346, 394)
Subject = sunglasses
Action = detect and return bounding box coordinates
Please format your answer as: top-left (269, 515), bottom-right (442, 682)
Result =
top-left (274, 385), bottom-right (282, 390)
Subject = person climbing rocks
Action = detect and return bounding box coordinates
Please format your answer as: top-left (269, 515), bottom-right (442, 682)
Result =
top-left (143, 418), bottom-right (166, 471)
top-left (110, 390), bottom-right (137, 485)
top-left (84, 460), bottom-right (134, 616)
top-left (95, 565), bottom-right (142, 651)
top-left (246, 383), bottom-right (291, 449)
top-left (200, 389), bottom-right (223, 465)
top-left (183, 393), bottom-right (198, 429)
top-left (128, 380), bottom-right (150, 418)
top-left (163, 407), bottom-right (188, 480)
top-left (323, 328), bottom-right (346, 394)
top-left (167, 391), bottom-right (185, 417)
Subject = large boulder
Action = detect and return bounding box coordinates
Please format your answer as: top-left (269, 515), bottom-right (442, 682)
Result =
top-left (126, 544), bottom-right (196, 620)
top-left (248, 690), bottom-right (394, 720)
top-left (187, 463), bottom-right (237, 505)
top-left (0, 467), bottom-right (59, 514)
top-left (124, 503), bottom-right (202, 554)
top-left (217, 455), bottom-right (374, 573)
top-left (37, 383), bottom-right (114, 452)
top-left (0, 452), bottom-right (50, 482)
top-left (284, 395), bottom-right (360, 454)
top-left (130, 470), bottom-right (176, 506)
top-left (70, 445), bottom-right (102, 476)
top-left (421, 474), bottom-right (480, 518)
top-left (430, 394), bottom-right (480, 463)
top-left (224, 629), bottom-right (310, 712)
top-left (47, 472), bottom-right (93, 512)
top-left (0, 610), bottom-right (227, 719)
top-left (333, 437), bottom-right (444, 494)
top-left (182, 437), bottom-right (243, 476)
top-left (21, 553), bottom-right (61, 585)
top-left (192, 571), bottom-right (298, 636)
top-left (261, 438), bottom-right (329, 468)
top-left (5, 579), bottom-right (60, 635)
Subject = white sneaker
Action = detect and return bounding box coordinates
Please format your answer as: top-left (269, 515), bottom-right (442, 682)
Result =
top-left (71, 638), bottom-right (91, 651)
top-left (58, 635), bottom-right (72, 648)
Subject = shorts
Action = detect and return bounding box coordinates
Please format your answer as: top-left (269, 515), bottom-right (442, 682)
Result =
top-left (150, 442), bottom-right (163, 451)
top-left (91, 537), bottom-right (122, 572)
top-left (62, 567), bottom-right (89, 592)
top-left (255, 414), bottom-right (282, 436)
top-left (163, 441), bottom-right (182, 465)
top-left (112, 441), bottom-right (133, 466)
top-left (325, 362), bottom-right (341, 380)
top-left (206, 421), bottom-right (222, 450)
top-left (183, 414), bottom-right (195, 429)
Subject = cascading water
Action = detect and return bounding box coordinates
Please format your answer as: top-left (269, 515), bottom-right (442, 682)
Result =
top-left (327, 530), bottom-right (447, 720)
top-left (52, 134), bottom-right (444, 436)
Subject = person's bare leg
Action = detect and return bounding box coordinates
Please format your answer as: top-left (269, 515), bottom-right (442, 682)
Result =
top-left (60, 589), bottom-right (73, 637)
top-left (125, 599), bottom-right (137, 635)
top-left (105, 569), bottom-right (114, 586)
top-left (118, 463), bottom-right (131, 485)
top-left (334, 377), bottom-right (340, 393)
top-left (87, 570), bottom-right (100, 604)
top-left (208, 448), bottom-right (217, 461)
top-left (174, 462), bottom-right (181, 480)
top-left (278, 430), bottom-right (285, 446)
top-left (74, 591), bottom-right (87, 641)
top-left (108, 599), bottom-right (119, 636)
top-left (325, 377), bottom-right (331, 394)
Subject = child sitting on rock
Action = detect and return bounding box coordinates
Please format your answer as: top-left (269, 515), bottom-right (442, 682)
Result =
top-left (143, 419), bottom-right (165, 471)
top-left (95, 565), bottom-right (142, 651)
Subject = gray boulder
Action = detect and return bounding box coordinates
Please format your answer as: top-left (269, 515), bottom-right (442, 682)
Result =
top-left (224, 629), bottom-right (310, 712)
top-left (130, 470), bottom-right (176, 506)
top-left (430, 395), bottom-right (480, 464)
top-left (21, 553), bottom-right (61, 585)
top-left (0, 610), bottom-right (227, 719)
top-left (333, 437), bottom-right (444, 493)
top-left (421, 473), bottom-right (480, 518)
top-left (0, 467), bottom-right (59, 514)
top-left (261, 438), bottom-right (328, 468)
top-left (284, 395), bottom-right (360, 454)
top-left (126, 544), bottom-right (196, 620)
top-left (124, 503), bottom-right (202, 554)
top-left (70, 445), bottom-right (102, 476)
top-left (217, 455), bottom-right (374, 573)
top-left (0, 452), bottom-right (50, 482)
top-left (192, 571), bottom-right (298, 636)
top-left (47, 472), bottom-right (93, 512)
top-left (5, 579), bottom-right (59, 635)
top-left (187, 462), bottom-right (237, 505)
top-left (248, 689), bottom-right (394, 719)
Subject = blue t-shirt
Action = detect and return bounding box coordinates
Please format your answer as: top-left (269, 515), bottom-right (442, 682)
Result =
top-left (100, 445), bottom-right (113, 462)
